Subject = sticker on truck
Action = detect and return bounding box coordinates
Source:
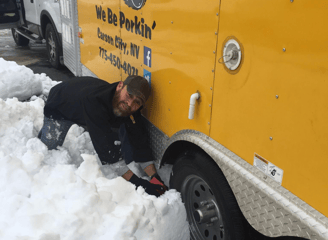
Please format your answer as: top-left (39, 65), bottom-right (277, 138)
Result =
top-left (253, 153), bottom-right (284, 184)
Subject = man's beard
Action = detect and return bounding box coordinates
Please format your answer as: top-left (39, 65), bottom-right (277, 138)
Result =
top-left (112, 90), bottom-right (132, 117)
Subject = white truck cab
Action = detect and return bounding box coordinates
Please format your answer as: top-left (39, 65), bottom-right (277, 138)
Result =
top-left (0, 0), bottom-right (62, 68)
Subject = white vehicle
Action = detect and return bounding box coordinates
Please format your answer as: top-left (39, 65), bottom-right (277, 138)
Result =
top-left (0, 0), bottom-right (62, 68)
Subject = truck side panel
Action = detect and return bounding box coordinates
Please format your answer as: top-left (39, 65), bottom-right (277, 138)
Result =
top-left (77, 0), bottom-right (221, 137)
top-left (211, 0), bottom-right (328, 216)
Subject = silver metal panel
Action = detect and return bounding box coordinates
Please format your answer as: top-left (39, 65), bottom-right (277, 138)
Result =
top-left (60, 0), bottom-right (81, 76)
top-left (81, 64), bottom-right (98, 78)
top-left (145, 120), bottom-right (169, 168)
top-left (145, 122), bottom-right (328, 240)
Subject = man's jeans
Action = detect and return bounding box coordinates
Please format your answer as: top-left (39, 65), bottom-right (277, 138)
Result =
top-left (38, 117), bottom-right (75, 150)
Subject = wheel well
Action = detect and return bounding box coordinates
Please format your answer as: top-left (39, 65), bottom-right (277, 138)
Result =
top-left (161, 140), bottom-right (214, 166)
top-left (40, 11), bottom-right (61, 47)
top-left (40, 14), bottom-right (52, 38)
top-left (165, 140), bottom-right (256, 239)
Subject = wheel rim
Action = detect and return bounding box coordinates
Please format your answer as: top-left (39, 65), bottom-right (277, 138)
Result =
top-left (48, 32), bottom-right (56, 61)
top-left (181, 175), bottom-right (225, 240)
top-left (13, 30), bottom-right (19, 41)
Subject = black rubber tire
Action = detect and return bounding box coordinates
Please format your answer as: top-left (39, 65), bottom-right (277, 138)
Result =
top-left (45, 23), bottom-right (61, 69)
top-left (11, 28), bottom-right (29, 46)
top-left (170, 150), bottom-right (246, 240)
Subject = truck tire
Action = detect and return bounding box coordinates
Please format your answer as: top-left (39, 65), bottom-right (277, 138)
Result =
top-left (45, 23), bottom-right (61, 69)
top-left (11, 28), bottom-right (29, 46)
top-left (170, 150), bottom-right (246, 240)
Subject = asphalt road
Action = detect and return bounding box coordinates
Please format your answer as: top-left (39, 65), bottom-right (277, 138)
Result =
top-left (0, 29), bottom-right (74, 82)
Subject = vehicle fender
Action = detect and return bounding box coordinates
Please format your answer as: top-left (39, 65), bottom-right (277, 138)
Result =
top-left (161, 140), bottom-right (203, 166)
top-left (38, 0), bottom-right (61, 33)
top-left (40, 10), bottom-right (62, 47)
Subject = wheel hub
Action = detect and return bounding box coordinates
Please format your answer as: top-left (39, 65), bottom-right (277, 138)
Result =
top-left (193, 201), bottom-right (218, 225)
top-left (48, 33), bottom-right (56, 60)
top-left (182, 175), bottom-right (225, 240)
top-left (14, 31), bottom-right (18, 40)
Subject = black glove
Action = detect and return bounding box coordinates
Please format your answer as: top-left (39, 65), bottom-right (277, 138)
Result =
top-left (129, 174), bottom-right (165, 197)
top-left (150, 173), bottom-right (168, 191)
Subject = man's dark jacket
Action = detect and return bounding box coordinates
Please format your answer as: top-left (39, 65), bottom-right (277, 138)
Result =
top-left (44, 76), bottom-right (153, 164)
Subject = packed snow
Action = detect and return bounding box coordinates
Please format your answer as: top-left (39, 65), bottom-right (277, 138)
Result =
top-left (0, 57), bottom-right (189, 240)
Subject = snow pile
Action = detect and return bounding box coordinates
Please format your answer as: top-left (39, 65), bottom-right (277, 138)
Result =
top-left (0, 58), bottom-right (58, 101)
top-left (0, 58), bottom-right (189, 240)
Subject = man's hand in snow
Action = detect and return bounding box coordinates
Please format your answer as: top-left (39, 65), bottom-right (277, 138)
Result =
top-left (150, 173), bottom-right (168, 191)
top-left (129, 174), bottom-right (166, 197)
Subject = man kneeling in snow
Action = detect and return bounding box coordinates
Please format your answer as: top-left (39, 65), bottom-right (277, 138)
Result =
top-left (38, 75), bottom-right (167, 197)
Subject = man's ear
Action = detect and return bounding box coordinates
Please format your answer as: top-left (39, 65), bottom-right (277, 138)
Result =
top-left (117, 81), bottom-right (124, 90)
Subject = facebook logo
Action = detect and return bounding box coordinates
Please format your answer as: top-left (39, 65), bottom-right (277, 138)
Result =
top-left (143, 69), bottom-right (151, 88)
top-left (144, 46), bottom-right (151, 68)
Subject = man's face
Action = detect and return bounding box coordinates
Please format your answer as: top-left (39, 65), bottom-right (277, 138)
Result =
top-left (112, 82), bottom-right (143, 117)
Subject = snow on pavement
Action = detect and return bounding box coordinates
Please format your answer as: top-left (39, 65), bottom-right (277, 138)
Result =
top-left (0, 58), bottom-right (189, 240)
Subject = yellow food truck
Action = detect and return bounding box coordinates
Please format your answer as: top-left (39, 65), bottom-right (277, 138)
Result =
top-left (57, 0), bottom-right (328, 239)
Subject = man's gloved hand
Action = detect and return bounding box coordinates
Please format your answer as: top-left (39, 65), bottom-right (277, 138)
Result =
top-left (129, 174), bottom-right (165, 197)
top-left (150, 173), bottom-right (168, 191)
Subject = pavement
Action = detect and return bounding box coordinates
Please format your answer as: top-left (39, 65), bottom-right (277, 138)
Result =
top-left (0, 29), bottom-right (74, 81)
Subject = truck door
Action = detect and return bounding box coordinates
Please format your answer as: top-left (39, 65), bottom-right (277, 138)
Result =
top-left (210, 0), bottom-right (328, 217)
top-left (119, 0), bottom-right (221, 137)
top-left (0, 0), bottom-right (24, 29)
top-left (22, 0), bottom-right (37, 24)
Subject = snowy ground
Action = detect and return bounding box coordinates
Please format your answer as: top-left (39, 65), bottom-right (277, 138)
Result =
top-left (0, 58), bottom-right (189, 240)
